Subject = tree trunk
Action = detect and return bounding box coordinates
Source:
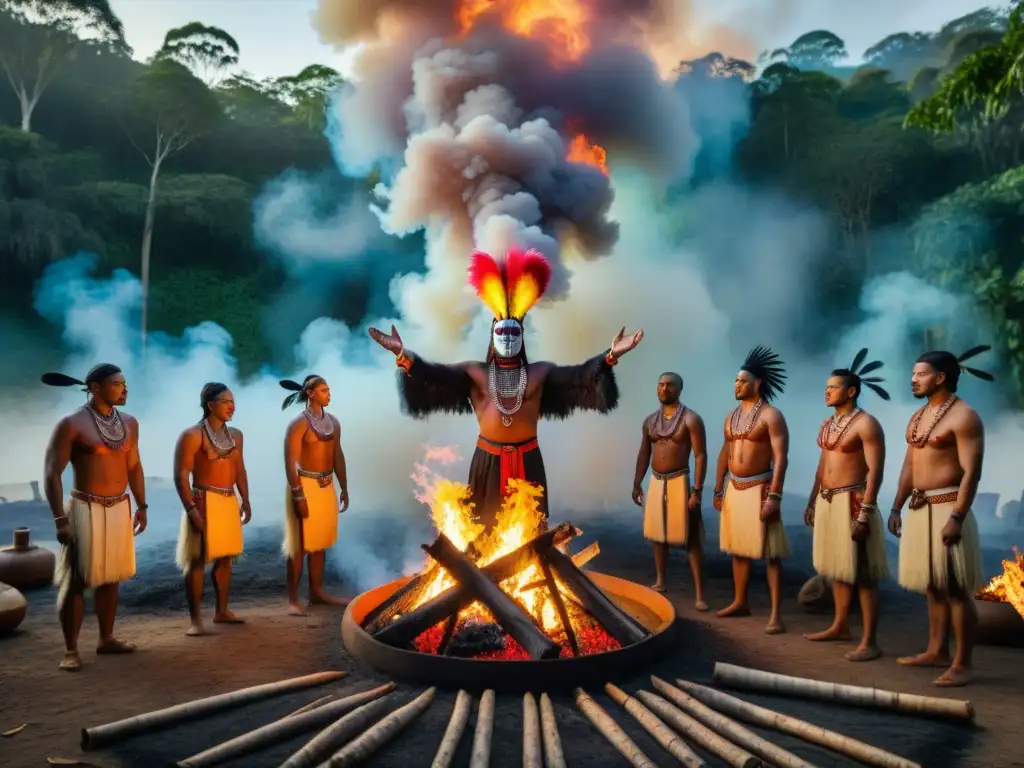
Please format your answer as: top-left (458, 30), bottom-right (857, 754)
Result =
top-left (17, 90), bottom-right (35, 133)
top-left (140, 152), bottom-right (163, 352)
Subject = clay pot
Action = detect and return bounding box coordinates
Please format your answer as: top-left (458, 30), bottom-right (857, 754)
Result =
top-left (797, 574), bottom-right (833, 613)
top-left (0, 527), bottom-right (56, 590)
top-left (975, 597), bottom-right (1024, 648)
top-left (0, 582), bottom-right (27, 635)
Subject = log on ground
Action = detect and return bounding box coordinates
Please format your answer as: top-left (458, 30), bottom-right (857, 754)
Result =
top-left (278, 695), bottom-right (397, 768)
top-left (712, 662), bottom-right (974, 721)
top-left (423, 534), bottom-right (561, 660)
top-left (603, 684), bottom-right (704, 767)
top-left (81, 670), bottom-right (346, 751)
top-left (539, 693), bottom-right (566, 768)
top-left (177, 683), bottom-right (395, 768)
top-left (374, 523), bottom-right (577, 647)
top-left (544, 548), bottom-right (648, 647)
top-left (430, 690), bottom-right (472, 768)
top-left (469, 689), bottom-right (495, 768)
top-left (574, 688), bottom-right (657, 768)
top-left (523, 692), bottom-right (542, 768)
top-left (634, 690), bottom-right (760, 768)
top-left (649, 677), bottom-right (817, 768)
top-left (676, 679), bottom-right (921, 768)
top-left (324, 688), bottom-right (437, 766)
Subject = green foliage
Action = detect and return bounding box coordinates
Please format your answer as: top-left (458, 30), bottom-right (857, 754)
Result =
top-left (770, 30), bottom-right (847, 70)
top-left (910, 166), bottom-right (1024, 400)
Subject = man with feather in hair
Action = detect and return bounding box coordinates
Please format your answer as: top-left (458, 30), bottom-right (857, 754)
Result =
top-left (369, 247), bottom-right (643, 531)
top-left (712, 346), bottom-right (791, 634)
top-left (41, 364), bottom-right (148, 671)
top-left (888, 345), bottom-right (992, 687)
top-left (279, 374), bottom-right (349, 615)
top-left (803, 349), bottom-right (890, 662)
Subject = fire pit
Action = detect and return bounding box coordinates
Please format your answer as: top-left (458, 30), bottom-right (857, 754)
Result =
top-left (975, 547), bottom-right (1024, 648)
top-left (341, 510), bottom-right (676, 691)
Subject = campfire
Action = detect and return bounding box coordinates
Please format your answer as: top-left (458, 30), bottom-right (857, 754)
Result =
top-left (359, 458), bottom-right (650, 661)
top-left (976, 546), bottom-right (1024, 619)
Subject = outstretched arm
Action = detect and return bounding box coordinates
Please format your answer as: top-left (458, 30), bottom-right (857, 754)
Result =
top-left (368, 325), bottom-right (474, 418)
top-left (538, 352), bottom-right (619, 419)
top-left (397, 352), bottom-right (475, 419)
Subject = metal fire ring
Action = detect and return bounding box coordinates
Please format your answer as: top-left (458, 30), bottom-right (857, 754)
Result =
top-left (340, 571), bottom-right (678, 692)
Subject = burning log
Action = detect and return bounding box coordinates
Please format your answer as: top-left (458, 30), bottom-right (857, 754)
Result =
top-left (523, 692), bottom-right (542, 768)
top-left (373, 523), bottom-right (577, 648)
top-left (574, 688), bottom-right (657, 768)
top-left (544, 547), bottom-right (649, 647)
top-left (521, 542), bottom-right (600, 592)
top-left (539, 693), bottom-right (567, 768)
top-left (279, 696), bottom-right (397, 768)
top-left (712, 662), bottom-right (974, 721)
top-left (649, 677), bottom-right (817, 768)
top-left (176, 684), bottom-right (395, 768)
top-left (676, 680), bottom-right (922, 768)
top-left (422, 534), bottom-right (561, 660)
top-left (540, 559), bottom-right (579, 656)
top-left (360, 563), bottom-right (443, 634)
top-left (323, 687), bottom-right (437, 766)
top-left (603, 684), bottom-right (705, 767)
top-left (430, 690), bottom-right (472, 768)
top-left (469, 690), bottom-right (495, 768)
top-left (81, 670), bottom-right (346, 750)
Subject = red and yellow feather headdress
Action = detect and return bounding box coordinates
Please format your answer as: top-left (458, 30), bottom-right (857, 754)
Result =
top-left (467, 247), bottom-right (552, 322)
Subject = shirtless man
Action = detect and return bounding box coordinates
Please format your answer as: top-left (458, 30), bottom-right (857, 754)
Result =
top-left (173, 383), bottom-right (251, 636)
top-left (803, 349), bottom-right (890, 661)
top-left (41, 364), bottom-right (147, 671)
top-left (369, 247), bottom-right (642, 531)
top-left (888, 346), bottom-right (990, 687)
top-left (281, 374), bottom-right (349, 615)
top-left (632, 372), bottom-right (708, 609)
top-left (712, 346), bottom-right (790, 634)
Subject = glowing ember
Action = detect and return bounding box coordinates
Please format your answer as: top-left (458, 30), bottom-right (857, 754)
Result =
top-left (566, 133), bottom-right (608, 175)
top-left (396, 447), bottom-right (625, 659)
top-left (976, 546), bottom-right (1024, 619)
top-left (455, 0), bottom-right (592, 64)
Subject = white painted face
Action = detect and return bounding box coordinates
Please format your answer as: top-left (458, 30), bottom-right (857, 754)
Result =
top-left (492, 319), bottom-right (523, 359)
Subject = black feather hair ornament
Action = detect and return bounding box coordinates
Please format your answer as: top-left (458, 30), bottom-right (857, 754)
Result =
top-left (838, 347), bottom-right (890, 401)
top-left (740, 346), bottom-right (787, 401)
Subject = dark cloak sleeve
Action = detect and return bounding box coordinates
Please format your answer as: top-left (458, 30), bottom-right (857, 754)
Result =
top-left (398, 355), bottom-right (474, 419)
top-left (539, 353), bottom-right (619, 420)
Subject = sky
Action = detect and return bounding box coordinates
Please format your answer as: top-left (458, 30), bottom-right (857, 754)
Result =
top-left (109, 0), bottom-right (992, 81)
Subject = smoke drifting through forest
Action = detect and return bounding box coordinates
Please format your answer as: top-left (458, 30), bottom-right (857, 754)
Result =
top-left (0, 1), bottom-right (1022, 590)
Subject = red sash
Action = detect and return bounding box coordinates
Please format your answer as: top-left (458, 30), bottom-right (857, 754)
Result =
top-left (476, 437), bottom-right (539, 495)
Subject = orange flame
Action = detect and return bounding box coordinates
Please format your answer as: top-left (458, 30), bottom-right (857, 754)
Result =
top-left (566, 133), bottom-right (608, 175)
top-left (976, 546), bottom-right (1024, 620)
top-left (455, 0), bottom-right (592, 65)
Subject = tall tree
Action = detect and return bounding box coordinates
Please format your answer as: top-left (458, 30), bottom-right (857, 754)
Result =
top-left (115, 58), bottom-right (222, 347)
top-left (771, 30), bottom-right (847, 70)
top-left (215, 72), bottom-right (290, 125)
top-left (272, 64), bottom-right (343, 131)
top-left (0, 0), bottom-right (127, 132)
top-left (154, 21), bottom-right (239, 87)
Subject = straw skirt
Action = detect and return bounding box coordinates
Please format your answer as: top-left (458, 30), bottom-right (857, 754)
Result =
top-left (898, 486), bottom-right (982, 594)
top-left (175, 488), bottom-right (244, 573)
top-left (643, 470), bottom-right (702, 547)
top-left (812, 488), bottom-right (889, 584)
top-left (283, 474), bottom-right (339, 558)
top-left (54, 493), bottom-right (136, 608)
top-left (719, 475), bottom-right (789, 560)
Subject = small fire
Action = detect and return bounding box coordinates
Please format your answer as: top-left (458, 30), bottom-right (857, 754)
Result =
top-left (976, 546), bottom-right (1024, 619)
top-left (404, 450), bottom-right (618, 657)
top-left (455, 0), bottom-right (592, 65)
top-left (566, 133), bottom-right (608, 175)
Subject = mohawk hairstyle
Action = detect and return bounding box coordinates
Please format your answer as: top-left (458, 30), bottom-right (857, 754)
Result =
top-left (741, 346), bottom-right (787, 401)
top-left (832, 347), bottom-right (890, 401)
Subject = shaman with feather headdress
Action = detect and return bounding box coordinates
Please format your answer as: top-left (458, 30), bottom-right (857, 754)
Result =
top-left (890, 344), bottom-right (993, 687)
top-left (368, 246), bottom-right (644, 530)
top-left (804, 348), bottom-right (891, 662)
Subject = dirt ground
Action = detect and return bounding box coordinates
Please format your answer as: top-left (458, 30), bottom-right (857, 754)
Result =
top-left (1, 510), bottom-right (1023, 768)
